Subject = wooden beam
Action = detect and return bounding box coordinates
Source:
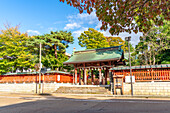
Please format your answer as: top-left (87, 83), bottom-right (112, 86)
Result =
top-left (84, 68), bottom-right (87, 85)
top-left (105, 68), bottom-right (109, 85)
top-left (75, 69), bottom-right (77, 85)
top-left (91, 69), bottom-right (94, 85)
top-left (79, 69), bottom-right (81, 85)
top-left (99, 68), bottom-right (102, 85)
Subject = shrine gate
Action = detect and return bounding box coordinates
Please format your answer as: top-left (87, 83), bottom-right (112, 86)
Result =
top-left (63, 46), bottom-right (125, 85)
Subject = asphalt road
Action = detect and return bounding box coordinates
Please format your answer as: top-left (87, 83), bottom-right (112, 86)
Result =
top-left (0, 95), bottom-right (170, 113)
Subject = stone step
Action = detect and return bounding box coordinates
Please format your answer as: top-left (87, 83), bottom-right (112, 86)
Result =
top-left (54, 86), bottom-right (111, 94)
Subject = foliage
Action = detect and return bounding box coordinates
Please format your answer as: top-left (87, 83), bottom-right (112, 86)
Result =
top-left (0, 26), bottom-right (35, 74)
top-left (60, 0), bottom-right (169, 35)
top-left (78, 28), bottom-right (109, 49)
top-left (27, 31), bottom-right (74, 71)
top-left (78, 28), bottom-right (134, 52)
top-left (135, 20), bottom-right (170, 65)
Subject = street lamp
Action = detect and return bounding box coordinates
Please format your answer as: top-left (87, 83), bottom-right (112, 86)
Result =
top-left (125, 36), bottom-right (133, 96)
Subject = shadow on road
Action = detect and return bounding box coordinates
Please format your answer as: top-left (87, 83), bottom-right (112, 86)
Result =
top-left (1, 94), bottom-right (170, 113)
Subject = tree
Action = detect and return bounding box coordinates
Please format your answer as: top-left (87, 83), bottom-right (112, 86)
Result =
top-left (78, 28), bottom-right (134, 51)
top-left (78, 28), bottom-right (109, 49)
top-left (135, 20), bottom-right (170, 65)
top-left (60, 0), bottom-right (169, 35)
top-left (27, 30), bottom-right (74, 71)
top-left (0, 25), bottom-right (35, 74)
top-left (106, 36), bottom-right (134, 52)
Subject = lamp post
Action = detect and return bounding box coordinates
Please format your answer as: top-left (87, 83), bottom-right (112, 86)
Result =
top-left (125, 36), bottom-right (133, 96)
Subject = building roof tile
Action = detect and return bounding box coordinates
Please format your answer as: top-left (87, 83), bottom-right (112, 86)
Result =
top-left (63, 46), bottom-right (124, 64)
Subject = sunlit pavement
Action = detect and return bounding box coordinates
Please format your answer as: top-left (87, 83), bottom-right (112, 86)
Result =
top-left (0, 93), bottom-right (170, 113)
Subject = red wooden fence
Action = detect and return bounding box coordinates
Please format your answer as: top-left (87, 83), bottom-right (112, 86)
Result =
top-left (113, 69), bottom-right (170, 82)
top-left (0, 71), bottom-right (75, 83)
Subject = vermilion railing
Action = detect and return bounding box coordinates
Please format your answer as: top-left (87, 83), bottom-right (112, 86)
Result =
top-left (113, 70), bottom-right (170, 82)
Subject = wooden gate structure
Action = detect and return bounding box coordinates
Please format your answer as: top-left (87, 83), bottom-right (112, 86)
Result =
top-left (63, 46), bottom-right (125, 85)
top-left (110, 64), bottom-right (170, 82)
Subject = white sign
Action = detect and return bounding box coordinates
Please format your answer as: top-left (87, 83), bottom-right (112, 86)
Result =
top-left (57, 75), bottom-right (60, 81)
top-left (125, 76), bottom-right (135, 83)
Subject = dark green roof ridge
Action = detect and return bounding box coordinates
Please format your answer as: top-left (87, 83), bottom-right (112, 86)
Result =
top-left (74, 45), bottom-right (122, 53)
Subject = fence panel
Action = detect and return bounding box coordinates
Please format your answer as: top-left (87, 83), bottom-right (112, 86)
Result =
top-left (113, 69), bottom-right (170, 82)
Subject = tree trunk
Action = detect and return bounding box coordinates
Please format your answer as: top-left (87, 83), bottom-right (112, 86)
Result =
top-left (144, 50), bottom-right (148, 65)
top-left (143, 34), bottom-right (148, 65)
top-left (149, 50), bottom-right (152, 65)
top-left (153, 51), bottom-right (155, 65)
top-left (54, 45), bottom-right (57, 59)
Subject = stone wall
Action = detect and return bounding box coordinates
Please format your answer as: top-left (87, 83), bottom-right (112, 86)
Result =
top-left (123, 82), bottom-right (170, 96)
top-left (0, 83), bottom-right (72, 94)
top-left (1, 82), bottom-right (170, 96)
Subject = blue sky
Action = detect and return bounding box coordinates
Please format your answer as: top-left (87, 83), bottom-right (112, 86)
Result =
top-left (0, 0), bottom-right (143, 54)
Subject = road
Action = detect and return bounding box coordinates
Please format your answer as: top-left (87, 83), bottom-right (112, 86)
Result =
top-left (0, 94), bottom-right (170, 113)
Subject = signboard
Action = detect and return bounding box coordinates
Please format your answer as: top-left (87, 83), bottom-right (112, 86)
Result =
top-left (125, 76), bottom-right (135, 83)
top-left (57, 75), bottom-right (60, 81)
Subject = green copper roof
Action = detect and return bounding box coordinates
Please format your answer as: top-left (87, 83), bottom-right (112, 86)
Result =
top-left (63, 46), bottom-right (123, 64)
top-left (1, 71), bottom-right (70, 76)
top-left (110, 64), bottom-right (170, 70)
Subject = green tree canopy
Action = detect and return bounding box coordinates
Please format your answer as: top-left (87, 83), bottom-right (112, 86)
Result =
top-left (78, 28), bottom-right (109, 49)
top-left (135, 20), bottom-right (170, 65)
top-left (27, 30), bottom-right (74, 71)
top-left (60, 0), bottom-right (169, 35)
top-left (78, 28), bottom-right (134, 51)
top-left (0, 26), bottom-right (35, 74)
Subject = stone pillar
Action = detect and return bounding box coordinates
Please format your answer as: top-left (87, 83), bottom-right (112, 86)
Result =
top-left (91, 69), bottom-right (94, 85)
top-left (79, 69), bottom-right (81, 85)
top-left (75, 69), bottom-right (77, 85)
top-left (99, 68), bottom-right (102, 85)
top-left (84, 68), bottom-right (87, 85)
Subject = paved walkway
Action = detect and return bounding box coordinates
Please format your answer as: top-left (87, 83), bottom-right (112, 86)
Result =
top-left (1, 92), bottom-right (170, 102)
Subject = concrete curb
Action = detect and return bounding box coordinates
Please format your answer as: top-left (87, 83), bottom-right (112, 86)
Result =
top-left (1, 92), bottom-right (170, 100)
top-left (51, 93), bottom-right (170, 99)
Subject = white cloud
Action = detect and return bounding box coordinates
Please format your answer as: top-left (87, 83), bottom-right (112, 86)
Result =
top-left (64, 22), bottom-right (81, 30)
top-left (64, 11), bottom-right (98, 31)
top-left (72, 27), bottom-right (88, 37)
top-left (95, 22), bottom-right (102, 29)
top-left (27, 30), bottom-right (40, 36)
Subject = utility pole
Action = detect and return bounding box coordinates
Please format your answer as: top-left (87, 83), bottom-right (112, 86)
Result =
top-left (39, 43), bottom-right (42, 94)
top-left (125, 36), bottom-right (133, 96)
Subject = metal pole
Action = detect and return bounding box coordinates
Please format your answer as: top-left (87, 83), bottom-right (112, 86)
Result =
top-left (39, 43), bottom-right (41, 94)
top-left (128, 40), bottom-right (133, 96)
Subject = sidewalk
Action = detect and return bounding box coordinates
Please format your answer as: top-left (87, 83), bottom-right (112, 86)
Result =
top-left (51, 93), bottom-right (170, 100)
top-left (1, 92), bottom-right (170, 100)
